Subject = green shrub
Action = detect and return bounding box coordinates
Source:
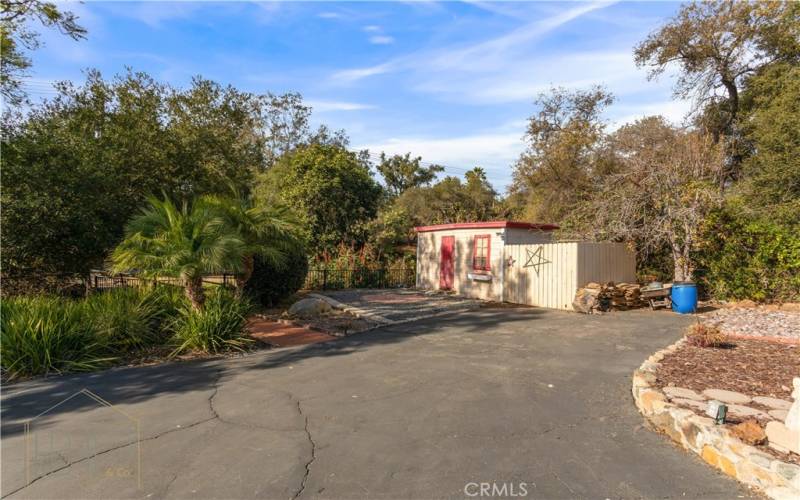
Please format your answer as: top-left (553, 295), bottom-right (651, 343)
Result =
top-left (171, 288), bottom-right (253, 354)
top-left (144, 285), bottom-right (188, 329)
top-left (245, 249), bottom-right (308, 306)
top-left (85, 288), bottom-right (157, 350)
top-left (0, 296), bottom-right (115, 379)
top-left (0, 284), bottom-right (252, 378)
top-left (84, 287), bottom-right (186, 351)
top-left (698, 207), bottom-right (800, 302)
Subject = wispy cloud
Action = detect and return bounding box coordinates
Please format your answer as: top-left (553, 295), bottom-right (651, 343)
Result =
top-left (369, 35), bottom-right (395, 45)
top-left (318, 12), bottom-right (344, 20)
top-left (333, 62), bottom-right (395, 83)
top-left (361, 25), bottom-right (394, 45)
top-left (306, 100), bottom-right (376, 112)
top-left (414, 50), bottom-right (643, 104)
top-left (331, 1), bottom-right (617, 85)
top-left (357, 130), bottom-right (522, 186)
top-left (463, 1), bottom-right (529, 19)
top-left (609, 99), bottom-right (692, 130)
top-left (102, 2), bottom-right (204, 28)
top-left (439, 1), bottom-right (615, 65)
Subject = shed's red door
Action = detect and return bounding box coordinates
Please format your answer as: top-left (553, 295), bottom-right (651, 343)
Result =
top-left (439, 236), bottom-right (455, 290)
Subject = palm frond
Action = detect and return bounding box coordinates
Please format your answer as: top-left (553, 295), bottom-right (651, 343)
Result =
top-left (111, 194), bottom-right (248, 281)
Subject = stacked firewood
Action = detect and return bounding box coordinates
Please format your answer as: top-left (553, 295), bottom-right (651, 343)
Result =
top-left (608, 282), bottom-right (643, 309)
top-left (573, 282), bottom-right (645, 313)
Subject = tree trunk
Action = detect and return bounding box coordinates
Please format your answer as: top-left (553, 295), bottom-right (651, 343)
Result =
top-left (235, 254), bottom-right (254, 297)
top-left (671, 243), bottom-right (692, 283)
top-left (719, 77), bottom-right (742, 191)
top-left (185, 278), bottom-right (206, 311)
top-left (721, 77), bottom-right (739, 126)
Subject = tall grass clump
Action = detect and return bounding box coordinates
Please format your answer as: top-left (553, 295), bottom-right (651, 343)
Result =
top-left (85, 286), bottom-right (190, 353)
top-left (147, 285), bottom-right (189, 323)
top-left (1, 296), bottom-right (114, 379)
top-left (171, 288), bottom-right (253, 355)
top-left (84, 288), bottom-right (164, 351)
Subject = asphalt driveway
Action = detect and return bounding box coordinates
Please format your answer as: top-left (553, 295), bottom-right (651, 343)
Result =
top-left (1, 307), bottom-right (753, 499)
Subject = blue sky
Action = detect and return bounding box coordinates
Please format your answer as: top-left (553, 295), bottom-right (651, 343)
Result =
top-left (25, 1), bottom-right (689, 192)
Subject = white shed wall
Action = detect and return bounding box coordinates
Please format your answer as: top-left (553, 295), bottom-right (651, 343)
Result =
top-left (416, 227), bottom-right (636, 311)
top-left (416, 228), bottom-right (505, 300)
top-left (503, 242), bottom-right (578, 310)
top-left (576, 242), bottom-right (637, 286)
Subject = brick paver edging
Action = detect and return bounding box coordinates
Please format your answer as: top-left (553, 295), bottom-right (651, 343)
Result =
top-left (632, 338), bottom-right (800, 500)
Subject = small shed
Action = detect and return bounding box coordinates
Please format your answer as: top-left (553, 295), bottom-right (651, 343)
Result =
top-left (415, 221), bottom-right (636, 310)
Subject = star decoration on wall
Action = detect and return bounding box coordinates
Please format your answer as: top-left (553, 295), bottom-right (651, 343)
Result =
top-left (523, 246), bottom-right (550, 276)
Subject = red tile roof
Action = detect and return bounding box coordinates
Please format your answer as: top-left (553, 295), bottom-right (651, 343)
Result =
top-left (414, 221), bottom-right (559, 233)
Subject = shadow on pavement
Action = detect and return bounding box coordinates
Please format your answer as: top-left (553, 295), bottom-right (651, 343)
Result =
top-left (0, 307), bottom-right (544, 437)
top-left (1, 357), bottom-right (222, 436)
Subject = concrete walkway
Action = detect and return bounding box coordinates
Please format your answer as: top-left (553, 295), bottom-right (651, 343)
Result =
top-left (313, 289), bottom-right (481, 324)
top-left (1, 308), bottom-right (753, 499)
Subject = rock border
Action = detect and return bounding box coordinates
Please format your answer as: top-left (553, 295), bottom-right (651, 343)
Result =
top-left (632, 338), bottom-right (800, 500)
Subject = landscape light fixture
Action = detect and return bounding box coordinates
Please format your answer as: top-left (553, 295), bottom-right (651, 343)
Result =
top-left (705, 400), bottom-right (728, 425)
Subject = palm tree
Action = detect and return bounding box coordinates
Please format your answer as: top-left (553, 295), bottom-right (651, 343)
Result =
top-left (200, 191), bottom-right (302, 295)
top-left (111, 196), bottom-right (245, 310)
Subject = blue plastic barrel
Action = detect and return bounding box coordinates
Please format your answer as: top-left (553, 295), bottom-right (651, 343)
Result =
top-left (671, 282), bottom-right (698, 314)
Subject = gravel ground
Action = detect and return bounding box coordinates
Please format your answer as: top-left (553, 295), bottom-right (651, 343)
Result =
top-left (701, 307), bottom-right (800, 341)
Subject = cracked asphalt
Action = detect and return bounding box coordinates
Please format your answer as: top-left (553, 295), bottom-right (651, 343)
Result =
top-left (1, 307), bottom-right (754, 499)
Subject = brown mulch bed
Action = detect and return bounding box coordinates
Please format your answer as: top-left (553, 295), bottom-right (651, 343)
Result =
top-left (656, 339), bottom-right (800, 400)
top-left (655, 338), bottom-right (800, 464)
top-left (248, 319), bottom-right (336, 347)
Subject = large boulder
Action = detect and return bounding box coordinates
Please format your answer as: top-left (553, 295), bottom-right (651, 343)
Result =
top-left (287, 298), bottom-right (332, 318)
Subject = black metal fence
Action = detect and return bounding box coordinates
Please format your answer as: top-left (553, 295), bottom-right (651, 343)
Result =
top-left (91, 273), bottom-right (237, 291)
top-left (3, 267), bottom-right (415, 296)
top-left (304, 267), bottom-right (415, 290)
top-left (1, 272), bottom-right (237, 297)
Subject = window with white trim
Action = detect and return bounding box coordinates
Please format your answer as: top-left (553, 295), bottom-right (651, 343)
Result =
top-left (472, 234), bottom-right (491, 271)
